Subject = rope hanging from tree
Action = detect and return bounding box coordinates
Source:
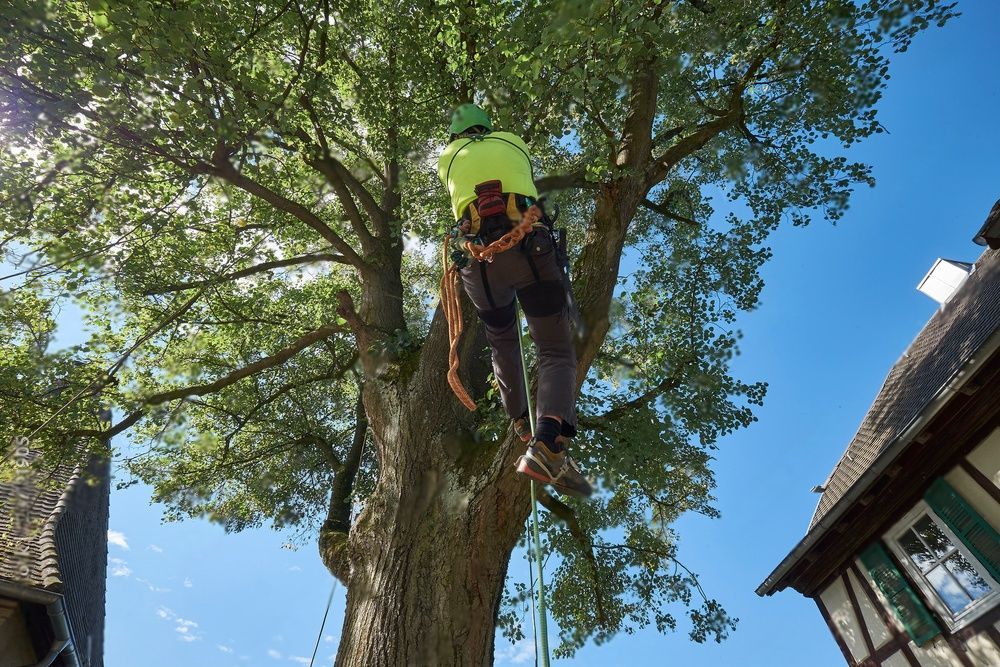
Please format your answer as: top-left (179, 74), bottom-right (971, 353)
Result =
top-left (515, 299), bottom-right (552, 667)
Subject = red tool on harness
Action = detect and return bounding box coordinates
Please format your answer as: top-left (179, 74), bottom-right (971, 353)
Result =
top-left (474, 179), bottom-right (507, 219)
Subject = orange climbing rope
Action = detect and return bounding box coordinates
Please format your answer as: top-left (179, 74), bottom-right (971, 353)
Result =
top-left (440, 205), bottom-right (543, 410)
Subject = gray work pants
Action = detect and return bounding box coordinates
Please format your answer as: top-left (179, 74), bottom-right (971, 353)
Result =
top-left (459, 226), bottom-right (578, 437)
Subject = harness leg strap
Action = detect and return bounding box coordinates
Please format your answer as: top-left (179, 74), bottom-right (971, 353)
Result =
top-left (521, 241), bottom-right (543, 284)
top-left (480, 260), bottom-right (497, 310)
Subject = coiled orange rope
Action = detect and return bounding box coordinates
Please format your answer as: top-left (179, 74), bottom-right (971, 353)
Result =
top-left (441, 205), bottom-right (543, 410)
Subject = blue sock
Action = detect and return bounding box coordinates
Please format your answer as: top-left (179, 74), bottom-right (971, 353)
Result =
top-left (534, 417), bottom-right (563, 453)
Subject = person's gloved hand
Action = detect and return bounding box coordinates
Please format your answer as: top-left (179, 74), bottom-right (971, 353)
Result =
top-left (449, 235), bottom-right (474, 269)
top-left (450, 248), bottom-right (470, 269)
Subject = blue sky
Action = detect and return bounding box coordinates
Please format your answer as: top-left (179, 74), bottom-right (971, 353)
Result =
top-left (41, 3), bottom-right (1000, 665)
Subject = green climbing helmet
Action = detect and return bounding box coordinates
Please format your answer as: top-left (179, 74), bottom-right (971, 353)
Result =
top-left (449, 103), bottom-right (492, 136)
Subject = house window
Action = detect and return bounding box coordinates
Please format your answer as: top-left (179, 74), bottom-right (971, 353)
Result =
top-left (887, 501), bottom-right (1000, 629)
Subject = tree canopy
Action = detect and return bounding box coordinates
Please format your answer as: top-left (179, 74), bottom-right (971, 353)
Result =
top-left (0, 0), bottom-right (955, 657)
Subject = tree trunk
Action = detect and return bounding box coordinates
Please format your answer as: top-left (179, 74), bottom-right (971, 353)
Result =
top-left (335, 309), bottom-right (533, 666)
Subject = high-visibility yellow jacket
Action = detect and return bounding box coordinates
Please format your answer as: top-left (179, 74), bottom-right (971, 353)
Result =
top-left (437, 131), bottom-right (538, 221)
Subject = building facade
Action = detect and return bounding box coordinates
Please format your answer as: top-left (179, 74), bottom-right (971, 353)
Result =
top-left (759, 239), bottom-right (1000, 666)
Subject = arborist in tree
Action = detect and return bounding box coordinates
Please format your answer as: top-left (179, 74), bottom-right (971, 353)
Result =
top-left (438, 103), bottom-right (592, 498)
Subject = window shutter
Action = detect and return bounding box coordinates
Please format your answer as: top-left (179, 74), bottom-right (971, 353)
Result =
top-left (859, 541), bottom-right (942, 646)
top-left (924, 476), bottom-right (1000, 583)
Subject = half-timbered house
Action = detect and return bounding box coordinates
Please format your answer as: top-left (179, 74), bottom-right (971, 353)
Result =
top-left (758, 209), bottom-right (1000, 667)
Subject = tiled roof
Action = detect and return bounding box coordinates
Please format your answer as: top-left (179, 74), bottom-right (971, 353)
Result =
top-left (0, 448), bottom-right (85, 590)
top-left (809, 248), bottom-right (1000, 528)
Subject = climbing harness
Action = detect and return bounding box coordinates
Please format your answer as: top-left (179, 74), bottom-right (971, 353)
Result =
top-left (540, 205), bottom-right (586, 338)
top-left (440, 200), bottom-right (544, 411)
top-left (515, 298), bottom-right (552, 667)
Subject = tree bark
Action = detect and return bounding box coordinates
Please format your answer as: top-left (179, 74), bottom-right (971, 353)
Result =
top-left (334, 308), bottom-right (533, 666)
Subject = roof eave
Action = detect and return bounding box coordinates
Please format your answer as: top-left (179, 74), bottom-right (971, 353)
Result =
top-left (756, 322), bottom-right (1000, 597)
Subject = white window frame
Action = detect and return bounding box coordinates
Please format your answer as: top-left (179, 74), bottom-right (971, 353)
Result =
top-left (885, 500), bottom-right (1000, 632)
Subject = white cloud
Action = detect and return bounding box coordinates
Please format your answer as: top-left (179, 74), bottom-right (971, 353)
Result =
top-left (288, 657), bottom-right (310, 665)
top-left (156, 606), bottom-right (201, 642)
top-left (267, 649), bottom-right (283, 659)
top-left (136, 577), bottom-right (171, 593)
top-left (496, 637), bottom-right (535, 665)
top-left (176, 618), bottom-right (198, 632)
top-left (173, 617), bottom-right (201, 642)
top-left (107, 530), bottom-right (129, 550)
top-left (148, 544), bottom-right (164, 553)
top-left (183, 577), bottom-right (193, 588)
top-left (217, 645), bottom-right (234, 654)
top-left (323, 634), bottom-right (335, 643)
top-left (288, 566), bottom-right (302, 572)
top-left (109, 557), bottom-right (131, 577)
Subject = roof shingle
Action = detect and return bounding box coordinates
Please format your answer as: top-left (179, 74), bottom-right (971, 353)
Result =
top-left (0, 448), bottom-right (85, 590)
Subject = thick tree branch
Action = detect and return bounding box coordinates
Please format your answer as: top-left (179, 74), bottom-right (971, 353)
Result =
top-left (645, 112), bottom-right (741, 189)
top-left (306, 154), bottom-right (380, 254)
top-left (646, 32), bottom-right (781, 188)
top-left (640, 198), bottom-right (698, 227)
top-left (73, 321), bottom-right (348, 441)
top-left (319, 389), bottom-right (368, 586)
top-left (618, 57), bottom-right (660, 171)
top-left (377, 127), bottom-right (400, 239)
top-left (537, 490), bottom-right (609, 628)
top-left (578, 373), bottom-right (684, 430)
top-left (335, 290), bottom-right (376, 352)
top-left (303, 433), bottom-right (343, 471)
top-left (143, 252), bottom-right (348, 295)
top-left (293, 94), bottom-right (387, 236)
top-left (534, 172), bottom-right (598, 193)
top-left (209, 147), bottom-right (368, 269)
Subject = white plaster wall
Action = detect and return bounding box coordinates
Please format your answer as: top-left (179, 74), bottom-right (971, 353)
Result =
top-left (847, 568), bottom-right (893, 648)
top-left (957, 427), bottom-right (1000, 531)
top-left (882, 651), bottom-right (911, 667)
top-left (965, 632), bottom-right (1000, 666)
top-left (820, 576), bottom-right (870, 662)
top-left (967, 427), bottom-right (1000, 488)
top-left (911, 637), bottom-right (962, 667)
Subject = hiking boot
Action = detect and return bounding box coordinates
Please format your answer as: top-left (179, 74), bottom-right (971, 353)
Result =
top-left (512, 416), bottom-right (532, 443)
top-left (516, 437), bottom-right (593, 498)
